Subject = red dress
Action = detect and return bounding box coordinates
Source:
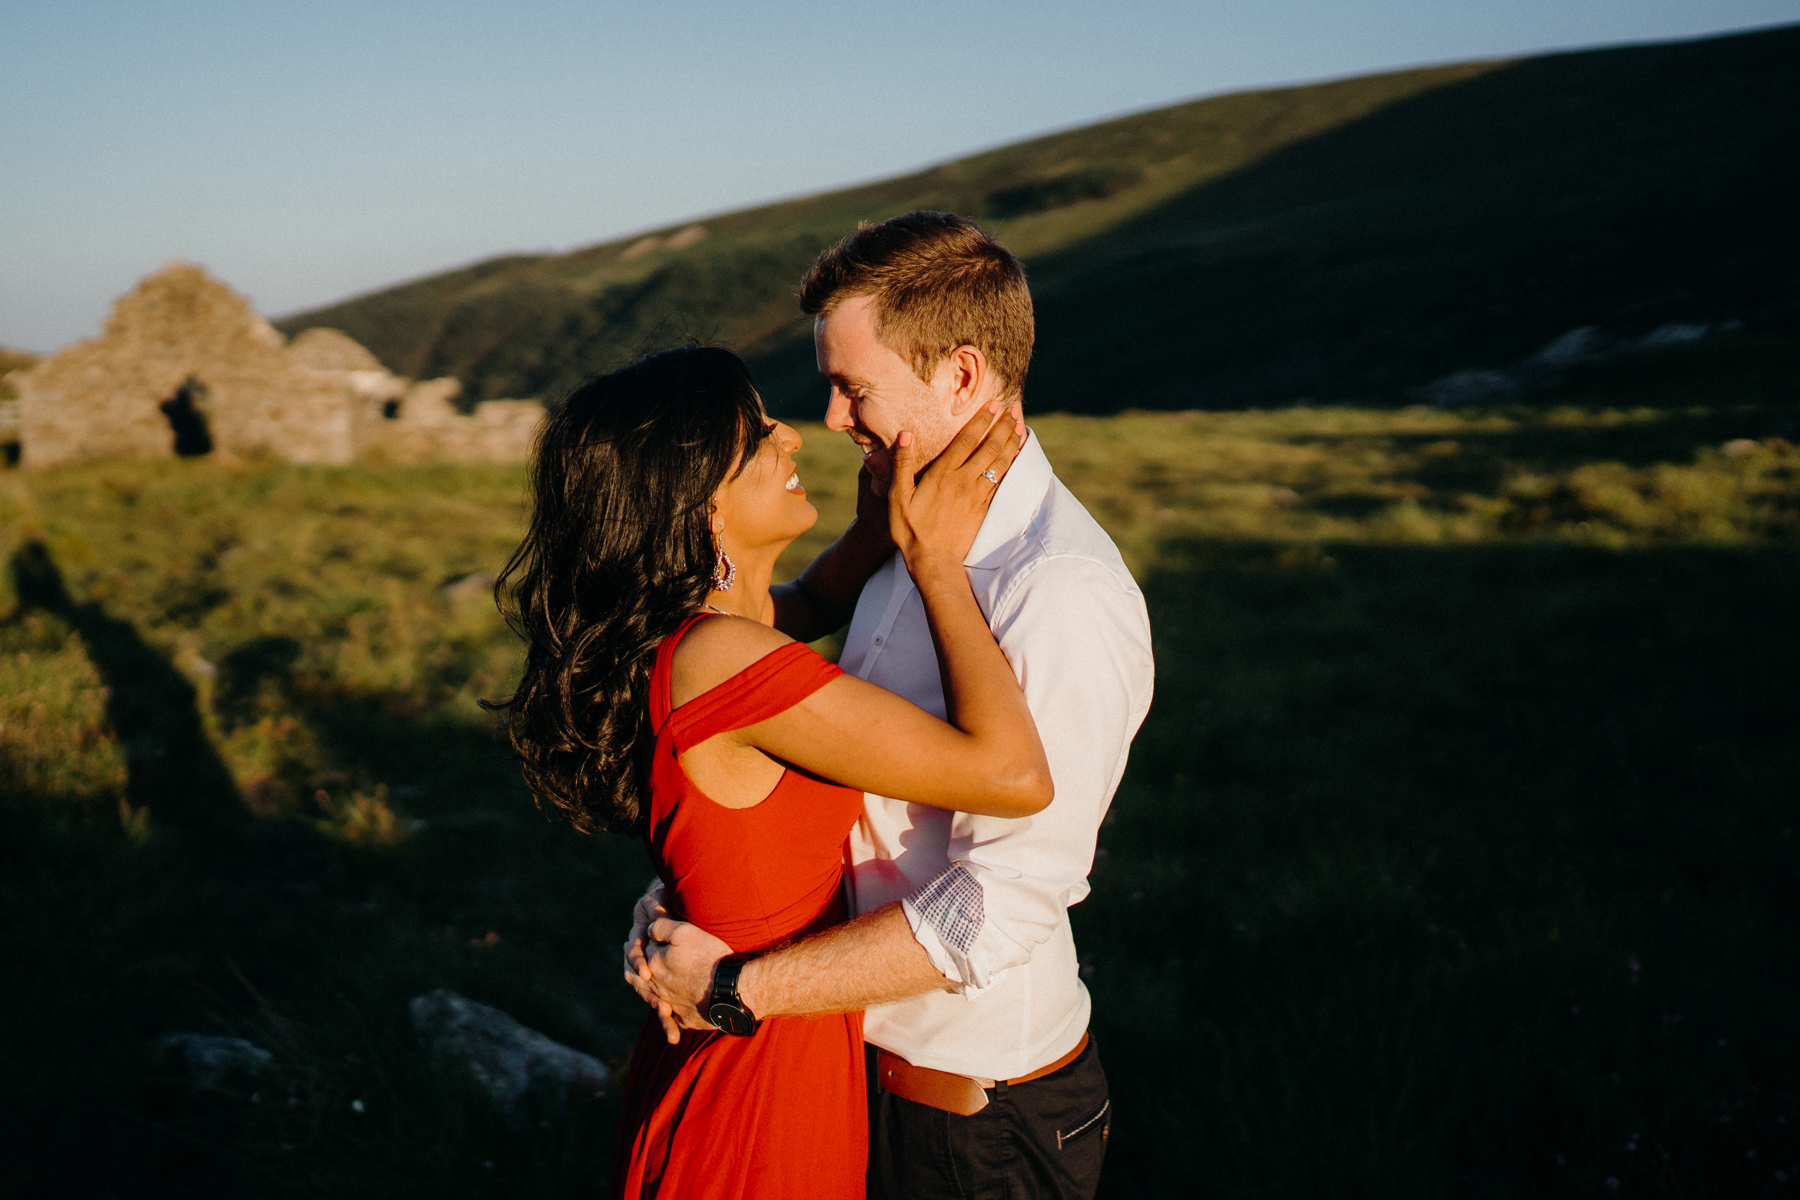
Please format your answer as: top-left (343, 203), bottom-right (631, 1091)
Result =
top-left (611, 616), bottom-right (869, 1200)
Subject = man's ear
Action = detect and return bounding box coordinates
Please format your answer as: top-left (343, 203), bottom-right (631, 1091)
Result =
top-left (943, 345), bottom-right (988, 418)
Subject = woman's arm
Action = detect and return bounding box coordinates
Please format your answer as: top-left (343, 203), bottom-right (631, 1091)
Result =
top-left (682, 404), bottom-right (1052, 818)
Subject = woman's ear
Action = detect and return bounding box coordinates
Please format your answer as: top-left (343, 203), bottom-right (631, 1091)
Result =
top-left (708, 499), bottom-right (725, 536)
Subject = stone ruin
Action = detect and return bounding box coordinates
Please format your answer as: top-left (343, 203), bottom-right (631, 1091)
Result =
top-left (8, 263), bottom-right (544, 469)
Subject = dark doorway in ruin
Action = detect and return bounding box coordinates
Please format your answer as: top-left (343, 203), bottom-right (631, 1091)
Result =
top-left (382, 399), bottom-right (401, 419)
top-left (159, 377), bottom-right (213, 457)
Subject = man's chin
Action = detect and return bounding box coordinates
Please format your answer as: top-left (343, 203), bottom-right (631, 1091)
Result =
top-left (861, 449), bottom-right (894, 496)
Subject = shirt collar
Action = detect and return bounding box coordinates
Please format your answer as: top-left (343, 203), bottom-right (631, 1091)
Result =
top-left (963, 427), bottom-right (1052, 568)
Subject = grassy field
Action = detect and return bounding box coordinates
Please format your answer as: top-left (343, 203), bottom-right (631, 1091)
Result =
top-left (276, 23), bottom-right (1800, 416)
top-left (2, 352), bottom-right (1797, 1195)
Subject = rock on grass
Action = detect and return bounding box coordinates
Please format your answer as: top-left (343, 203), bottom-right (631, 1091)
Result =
top-left (409, 989), bottom-right (607, 1128)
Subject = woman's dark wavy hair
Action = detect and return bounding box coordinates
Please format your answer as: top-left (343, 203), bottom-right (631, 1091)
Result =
top-left (486, 346), bottom-right (770, 834)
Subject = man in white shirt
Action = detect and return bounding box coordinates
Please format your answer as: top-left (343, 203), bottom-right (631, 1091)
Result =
top-left (626, 211), bottom-right (1154, 1199)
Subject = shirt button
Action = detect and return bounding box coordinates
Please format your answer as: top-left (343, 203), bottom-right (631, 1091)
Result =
top-left (873, 636), bottom-right (883, 646)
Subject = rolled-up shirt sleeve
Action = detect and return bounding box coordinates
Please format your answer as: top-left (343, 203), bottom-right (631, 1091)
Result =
top-left (901, 554), bottom-right (1154, 995)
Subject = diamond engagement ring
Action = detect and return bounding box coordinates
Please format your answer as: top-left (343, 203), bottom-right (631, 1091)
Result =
top-left (982, 469), bottom-right (999, 483)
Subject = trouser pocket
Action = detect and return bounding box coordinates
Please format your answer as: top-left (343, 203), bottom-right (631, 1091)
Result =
top-left (1056, 1095), bottom-right (1110, 1151)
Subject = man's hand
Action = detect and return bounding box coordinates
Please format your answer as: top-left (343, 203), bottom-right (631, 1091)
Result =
top-left (627, 917), bottom-right (735, 1044)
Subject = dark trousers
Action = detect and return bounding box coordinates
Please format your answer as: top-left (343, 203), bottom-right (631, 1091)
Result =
top-left (867, 1036), bottom-right (1110, 1200)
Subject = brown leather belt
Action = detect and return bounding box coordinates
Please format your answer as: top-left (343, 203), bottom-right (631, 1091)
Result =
top-left (875, 1032), bottom-right (1089, 1116)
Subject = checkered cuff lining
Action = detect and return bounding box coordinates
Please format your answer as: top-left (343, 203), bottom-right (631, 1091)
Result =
top-left (909, 865), bottom-right (985, 955)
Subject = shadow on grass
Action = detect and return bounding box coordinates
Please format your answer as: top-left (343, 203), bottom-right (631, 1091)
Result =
top-left (1087, 537), bottom-right (1800, 1197)
top-left (7, 534), bottom-right (1799, 1196)
top-left (1289, 393), bottom-right (1797, 487)
top-left (9, 541), bottom-right (245, 837)
top-left (0, 543), bottom-right (652, 1198)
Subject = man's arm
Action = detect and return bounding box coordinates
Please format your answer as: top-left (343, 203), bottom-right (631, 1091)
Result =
top-left (741, 904), bottom-right (957, 1015)
top-left (903, 555), bottom-right (1154, 995)
top-left (631, 904), bottom-right (955, 1037)
top-left (770, 465), bottom-right (894, 643)
top-left (632, 558), bottom-right (1152, 1031)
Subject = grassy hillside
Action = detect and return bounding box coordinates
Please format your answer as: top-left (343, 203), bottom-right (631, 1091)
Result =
top-left (276, 24), bottom-right (1800, 416)
top-left (3, 356), bottom-right (1797, 1192)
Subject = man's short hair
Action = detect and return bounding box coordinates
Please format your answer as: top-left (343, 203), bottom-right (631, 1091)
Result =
top-left (800, 211), bottom-right (1034, 398)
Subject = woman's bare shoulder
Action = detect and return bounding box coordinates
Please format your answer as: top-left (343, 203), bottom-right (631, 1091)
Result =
top-left (669, 615), bottom-right (797, 707)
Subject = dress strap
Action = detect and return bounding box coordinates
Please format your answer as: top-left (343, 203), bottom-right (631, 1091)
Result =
top-left (650, 614), bottom-right (713, 728)
top-left (666, 642), bottom-right (844, 752)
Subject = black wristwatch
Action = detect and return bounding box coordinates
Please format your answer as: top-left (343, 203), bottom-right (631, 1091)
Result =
top-left (706, 955), bottom-right (760, 1037)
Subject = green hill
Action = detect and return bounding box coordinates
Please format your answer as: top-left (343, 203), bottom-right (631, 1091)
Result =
top-left (277, 23), bottom-right (1800, 416)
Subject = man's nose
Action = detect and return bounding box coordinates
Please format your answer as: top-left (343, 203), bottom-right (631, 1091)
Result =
top-left (823, 390), bottom-right (853, 432)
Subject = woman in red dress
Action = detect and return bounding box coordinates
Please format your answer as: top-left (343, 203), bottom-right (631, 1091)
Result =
top-left (490, 347), bottom-right (1045, 1199)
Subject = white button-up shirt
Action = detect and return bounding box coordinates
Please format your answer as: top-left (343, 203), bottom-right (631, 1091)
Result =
top-left (841, 430), bottom-right (1155, 1081)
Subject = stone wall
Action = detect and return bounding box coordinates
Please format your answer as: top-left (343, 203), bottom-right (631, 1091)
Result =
top-left (13, 263), bottom-right (544, 469)
top-left (359, 378), bottom-right (544, 465)
top-left (18, 264), bottom-right (357, 468)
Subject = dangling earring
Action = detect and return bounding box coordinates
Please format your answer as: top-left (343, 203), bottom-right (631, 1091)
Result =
top-left (711, 537), bottom-right (737, 592)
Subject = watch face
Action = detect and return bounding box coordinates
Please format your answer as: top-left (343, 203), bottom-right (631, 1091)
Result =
top-left (707, 1001), bottom-right (757, 1037)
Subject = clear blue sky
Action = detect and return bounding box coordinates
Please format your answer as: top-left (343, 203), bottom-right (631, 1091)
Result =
top-left (3, 0), bottom-right (1794, 352)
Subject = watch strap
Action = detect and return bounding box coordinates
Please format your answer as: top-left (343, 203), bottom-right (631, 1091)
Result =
top-left (712, 954), bottom-right (748, 999)
top-left (707, 954), bottom-right (759, 1036)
